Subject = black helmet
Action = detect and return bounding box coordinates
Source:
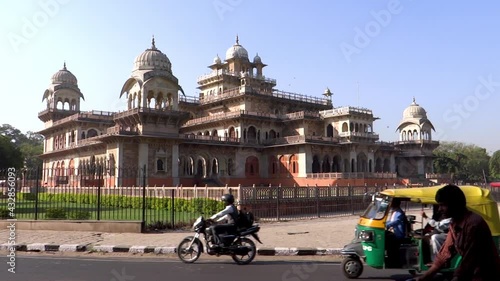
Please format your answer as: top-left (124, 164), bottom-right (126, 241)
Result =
top-left (221, 194), bottom-right (234, 205)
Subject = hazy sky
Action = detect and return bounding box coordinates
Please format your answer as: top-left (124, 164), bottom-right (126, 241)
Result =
top-left (1, 0), bottom-right (499, 154)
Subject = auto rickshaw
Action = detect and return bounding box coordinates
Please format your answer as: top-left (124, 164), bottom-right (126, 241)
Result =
top-left (340, 185), bottom-right (500, 279)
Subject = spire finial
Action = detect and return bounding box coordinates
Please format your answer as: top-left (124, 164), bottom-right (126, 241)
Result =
top-left (151, 35), bottom-right (156, 49)
top-left (63, 61), bottom-right (67, 70)
top-left (412, 96), bottom-right (416, 103)
top-left (236, 34), bottom-right (239, 44)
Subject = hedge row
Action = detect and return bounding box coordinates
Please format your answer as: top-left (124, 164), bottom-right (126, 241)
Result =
top-left (15, 192), bottom-right (225, 214)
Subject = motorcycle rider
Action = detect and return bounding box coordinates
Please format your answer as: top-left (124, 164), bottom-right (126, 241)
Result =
top-left (209, 194), bottom-right (238, 247)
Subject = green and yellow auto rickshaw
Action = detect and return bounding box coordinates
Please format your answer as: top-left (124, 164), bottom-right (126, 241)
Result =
top-left (340, 185), bottom-right (500, 279)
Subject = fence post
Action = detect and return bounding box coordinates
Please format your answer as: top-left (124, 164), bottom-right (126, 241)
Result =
top-left (349, 183), bottom-right (354, 215)
top-left (171, 189), bottom-right (175, 229)
top-left (141, 164), bottom-right (146, 232)
top-left (34, 166), bottom-right (40, 220)
top-left (97, 166), bottom-right (102, 221)
top-left (316, 184), bottom-right (320, 218)
top-left (276, 184), bottom-right (280, 221)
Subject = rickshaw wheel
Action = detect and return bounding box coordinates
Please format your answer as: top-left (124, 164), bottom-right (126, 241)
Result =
top-left (341, 257), bottom-right (363, 279)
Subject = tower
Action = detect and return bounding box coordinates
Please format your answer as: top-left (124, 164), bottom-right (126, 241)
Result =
top-left (39, 63), bottom-right (85, 126)
top-left (395, 97), bottom-right (439, 178)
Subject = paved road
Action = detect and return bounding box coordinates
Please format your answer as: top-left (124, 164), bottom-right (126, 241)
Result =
top-left (0, 253), bottom-right (418, 281)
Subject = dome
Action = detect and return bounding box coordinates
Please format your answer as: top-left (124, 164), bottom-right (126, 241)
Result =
top-left (133, 38), bottom-right (172, 72)
top-left (213, 54), bottom-right (221, 64)
top-left (402, 97), bottom-right (427, 119)
top-left (225, 35), bottom-right (248, 60)
top-left (253, 53), bottom-right (261, 64)
top-left (51, 63), bottom-right (77, 85)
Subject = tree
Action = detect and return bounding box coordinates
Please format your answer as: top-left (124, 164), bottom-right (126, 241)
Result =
top-left (489, 150), bottom-right (500, 180)
top-left (0, 124), bottom-right (44, 170)
top-left (433, 141), bottom-right (490, 183)
top-left (0, 124), bottom-right (27, 145)
top-left (0, 135), bottom-right (23, 169)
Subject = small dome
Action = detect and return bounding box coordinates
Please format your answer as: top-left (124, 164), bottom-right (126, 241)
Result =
top-left (225, 35), bottom-right (248, 60)
top-left (51, 63), bottom-right (77, 85)
top-left (253, 53), bottom-right (261, 64)
top-left (133, 37), bottom-right (172, 72)
top-left (213, 54), bottom-right (221, 64)
top-left (403, 97), bottom-right (427, 119)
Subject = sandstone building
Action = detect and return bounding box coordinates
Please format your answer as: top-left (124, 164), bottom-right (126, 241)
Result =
top-left (38, 37), bottom-right (439, 187)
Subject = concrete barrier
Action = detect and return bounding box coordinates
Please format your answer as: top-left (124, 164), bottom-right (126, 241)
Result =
top-left (0, 220), bottom-right (142, 233)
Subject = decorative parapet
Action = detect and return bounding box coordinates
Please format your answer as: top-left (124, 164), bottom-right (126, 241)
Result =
top-left (319, 106), bottom-right (373, 117)
top-left (306, 172), bottom-right (397, 179)
top-left (338, 132), bottom-right (379, 139)
top-left (195, 86), bottom-right (330, 106)
top-left (394, 140), bottom-right (439, 145)
top-left (197, 69), bottom-right (276, 85)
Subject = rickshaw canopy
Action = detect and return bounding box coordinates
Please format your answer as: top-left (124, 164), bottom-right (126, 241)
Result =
top-left (380, 185), bottom-right (500, 236)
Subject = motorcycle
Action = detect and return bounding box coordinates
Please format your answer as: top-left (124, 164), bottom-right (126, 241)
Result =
top-left (177, 215), bottom-right (262, 265)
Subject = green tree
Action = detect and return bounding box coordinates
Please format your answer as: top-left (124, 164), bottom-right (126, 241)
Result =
top-left (20, 131), bottom-right (44, 170)
top-left (433, 141), bottom-right (490, 183)
top-left (0, 124), bottom-right (44, 170)
top-left (0, 135), bottom-right (23, 169)
top-left (489, 150), bottom-right (500, 180)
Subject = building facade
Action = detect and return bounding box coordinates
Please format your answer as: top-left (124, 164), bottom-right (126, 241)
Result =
top-left (38, 37), bottom-right (439, 187)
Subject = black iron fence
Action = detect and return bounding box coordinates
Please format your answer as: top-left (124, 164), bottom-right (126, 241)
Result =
top-left (0, 166), bottom-right (230, 231)
top-left (1, 167), bottom-right (499, 231)
top-left (238, 184), bottom-right (500, 222)
top-left (239, 184), bottom-right (404, 221)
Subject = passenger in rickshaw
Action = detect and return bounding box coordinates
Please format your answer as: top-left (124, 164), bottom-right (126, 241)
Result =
top-left (385, 198), bottom-right (408, 267)
top-left (421, 206), bottom-right (451, 263)
top-left (416, 184), bottom-right (500, 281)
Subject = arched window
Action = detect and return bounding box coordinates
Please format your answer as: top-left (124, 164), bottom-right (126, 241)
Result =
top-left (157, 159), bottom-right (164, 171)
top-left (87, 129), bottom-right (98, 138)
top-left (326, 124), bottom-right (334, 137)
top-left (342, 122), bottom-right (348, 132)
top-left (279, 156), bottom-right (288, 174)
top-left (269, 156), bottom-right (278, 175)
top-left (245, 156), bottom-right (259, 177)
top-left (290, 154), bottom-right (298, 174)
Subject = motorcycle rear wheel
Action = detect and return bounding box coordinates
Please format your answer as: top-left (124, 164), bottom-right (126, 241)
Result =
top-left (177, 236), bottom-right (202, 263)
top-left (231, 237), bottom-right (256, 265)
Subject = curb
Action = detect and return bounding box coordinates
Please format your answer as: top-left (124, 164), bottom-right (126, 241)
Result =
top-left (0, 243), bottom-right (343, 256)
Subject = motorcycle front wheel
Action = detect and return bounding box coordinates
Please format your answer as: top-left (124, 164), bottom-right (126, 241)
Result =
top-left (177, 236), bottom-right (202, 263)
top-left (231, 237), bottom-right (256, 265)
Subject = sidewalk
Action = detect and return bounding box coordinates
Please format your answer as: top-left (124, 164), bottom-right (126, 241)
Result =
top-left (0, 215), bottom-right (362, 256)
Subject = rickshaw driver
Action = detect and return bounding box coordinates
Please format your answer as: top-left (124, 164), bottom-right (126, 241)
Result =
top-left (385, 198), bottom-right (408, 267)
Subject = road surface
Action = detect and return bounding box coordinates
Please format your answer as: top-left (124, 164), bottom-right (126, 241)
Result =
top-left (1, 253), bottom-right (418, 281)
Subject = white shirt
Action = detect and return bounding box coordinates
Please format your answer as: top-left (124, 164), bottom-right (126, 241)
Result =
top-left (210, 205), bottom-right (237, 224)
top-left (428, 217), bottom-right (452, 233)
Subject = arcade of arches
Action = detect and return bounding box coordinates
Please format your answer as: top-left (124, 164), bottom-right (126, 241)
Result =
top-left (311, 153), bottom-right (392, 173)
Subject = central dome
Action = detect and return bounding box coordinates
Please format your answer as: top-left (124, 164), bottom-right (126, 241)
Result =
top-left (225, 36), bottom-right (248, 60)
top-left (403, 97), bottom-right (427, 119)
top-left (133, 38), bottom-right (172, 72)
top-left (51, 63), bottom-right (77, 85)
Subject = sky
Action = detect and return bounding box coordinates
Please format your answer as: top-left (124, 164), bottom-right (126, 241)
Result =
top-left (1, 0), bottom-right (499, 154)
